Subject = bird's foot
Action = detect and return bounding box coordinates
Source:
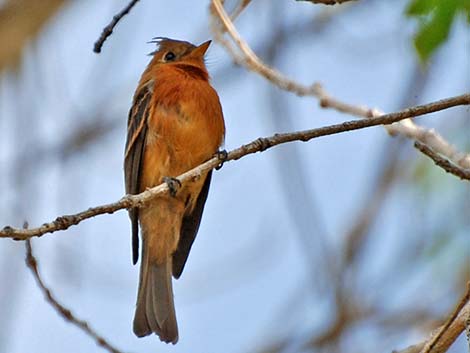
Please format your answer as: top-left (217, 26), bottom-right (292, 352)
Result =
top-left (163, 177), bottom-right (182, 197)
top-left (215, 149), bottom-right (228, 170)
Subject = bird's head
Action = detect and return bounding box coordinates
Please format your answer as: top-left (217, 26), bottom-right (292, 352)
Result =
top-left (148, 37), bottom-right (211, 65)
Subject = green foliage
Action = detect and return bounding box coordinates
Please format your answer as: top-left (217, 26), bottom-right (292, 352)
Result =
top-left (407, 0), bottom-right (439, 16)
top-left (406, 0), bottom-right (470, 62)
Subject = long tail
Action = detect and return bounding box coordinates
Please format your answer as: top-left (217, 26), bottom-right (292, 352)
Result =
top-left (133, 246), bottom-right (178, 344)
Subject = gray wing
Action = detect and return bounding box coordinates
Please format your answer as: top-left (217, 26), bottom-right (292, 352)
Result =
top-left (172, 171), bottom-right (212, 278)
top-left (124, 85), bottom-right (152, 265)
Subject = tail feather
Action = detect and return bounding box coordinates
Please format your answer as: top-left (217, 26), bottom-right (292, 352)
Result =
top-left (145, 271), bottom-right (160, 334)
top-left (133, 251), bottom-right (178, 343)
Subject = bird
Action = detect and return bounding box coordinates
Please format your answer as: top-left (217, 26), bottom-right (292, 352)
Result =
top-left (124, 38), bottom-right (225, 344)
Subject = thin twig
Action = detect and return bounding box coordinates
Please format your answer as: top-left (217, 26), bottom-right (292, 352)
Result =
top-left (93, 0), bottom-right (140, 53)
top-left (422, 283), bottom-right (470, 353)
top-left (211, 0), bottom-right (320, 97)
top-left (1, 93), bottom-right (469, 240)
top-left (25, 239), bottom-right (126, 353)
top-left (315, 84), bottom-right (470, 170)
top-left (414, 141), bottom-right (470, 181)
top-left (393, 283), bottom-right (470, 353)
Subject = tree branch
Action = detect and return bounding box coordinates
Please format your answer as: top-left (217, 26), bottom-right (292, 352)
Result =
top-left (315, 84), bottom-right (470, 170)
top-left (93, 0), bottom-right (140, 53)
top-left (211, 0), bottom-right (319, 97)
top-left (25, 238), bottom-right (126, 353)
top-left (210, 0), bottom-right (470, 170)
top-left (414, 141), bottom-right (470, 181)
top-left (1, 94), bottom-right (469, 240)
top-left (393, 283), bottom-right (470, 353)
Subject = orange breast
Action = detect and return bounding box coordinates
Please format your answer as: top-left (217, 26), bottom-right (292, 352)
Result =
top-left (140, 66), bottom-right (225, 189)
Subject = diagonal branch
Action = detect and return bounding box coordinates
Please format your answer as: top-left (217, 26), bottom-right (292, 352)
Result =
top-left (421, 283), bottom-right (470, 353)
top-left (93, 0), bottom-right (140, 53)
top-left (211, 0), bottom-right (320, 97)
top-left (210, 0), bottom-right (470, 170)
top-left (25, 239), bottom-right (126, 353)
top-left (1, 93), bottom-right (469, 240)
top-left (393, 283), bottom-right (470, 353)
top-left (414, 141), bottom-right (470, 180)
top-left (315, 84), bottom-right (470, 170)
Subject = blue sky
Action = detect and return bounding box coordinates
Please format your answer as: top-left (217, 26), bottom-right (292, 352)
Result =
top-left (0, 1), bottom-right (468, 353)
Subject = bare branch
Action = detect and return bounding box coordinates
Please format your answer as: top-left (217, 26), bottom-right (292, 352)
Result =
top-left (393, 283), bottom-right (470, 353)
top-left (210, 0), bottom-right (470, 170)
top-left (25, 239), bottom-right (126, 353)
top-left (315, 84), bottom-right (470, 170)
top-left (414, 142), bottom-right (470, 181)
top-left (422, 283), bottom-right (470, 353)
top-left (93, 0), bottom-right (140, 53)
top-left (211, 0), bottom-right (319, 97)
top-left (1, 94), bottom-right (469, 240)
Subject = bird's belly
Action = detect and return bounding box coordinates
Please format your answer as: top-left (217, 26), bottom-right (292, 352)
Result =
top-left (141, 105), bottom-right (220, 188)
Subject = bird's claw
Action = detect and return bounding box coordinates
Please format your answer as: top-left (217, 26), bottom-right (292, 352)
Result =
top-left (163, 177), bottom-right (181, 197)
top-left (215, 149), bottom-right (228, 170)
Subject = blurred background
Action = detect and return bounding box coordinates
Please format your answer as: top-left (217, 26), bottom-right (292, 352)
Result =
top-left (0, 1), bottom-right (469, 352)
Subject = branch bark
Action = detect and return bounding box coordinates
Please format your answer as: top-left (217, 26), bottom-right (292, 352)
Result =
top-left (211, 0), bottom-right (319, 97)
top-left (1, 93), bottom-right (469, 240)
top-left (93, 0), bottom-right (140, 53)
top-left (393, 283), bottom-right (470, 353)
top-left (414, 142), bottom-right (470, 180)
top-left (315, 84), bottom-right (470, 170)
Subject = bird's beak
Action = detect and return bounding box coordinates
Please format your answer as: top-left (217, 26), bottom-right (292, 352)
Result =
top-left (190, 40), bottom-right (212, 58)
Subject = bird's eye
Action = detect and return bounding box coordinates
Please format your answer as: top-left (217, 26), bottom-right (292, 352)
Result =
top-left (164, 51), bottom-right (176, 61)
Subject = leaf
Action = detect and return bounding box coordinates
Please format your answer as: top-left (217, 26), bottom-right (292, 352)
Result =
top-left (463, 0), bottom-right (470, 22)
top-left (413, 0), bottom-right (459, 62)
top-left (406, 0), bottom-right (438, 16)
top-left (406, 0), bottom-right (470, 62)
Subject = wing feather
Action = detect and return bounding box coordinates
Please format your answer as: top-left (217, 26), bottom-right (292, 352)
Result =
top-left (172, 171), bottom-right (213, 278)
top-left (124, 83), bottom-right (153, 265)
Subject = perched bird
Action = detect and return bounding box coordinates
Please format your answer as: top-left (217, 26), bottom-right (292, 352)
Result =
top-left (124, 38), bottom-right (225, 344)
